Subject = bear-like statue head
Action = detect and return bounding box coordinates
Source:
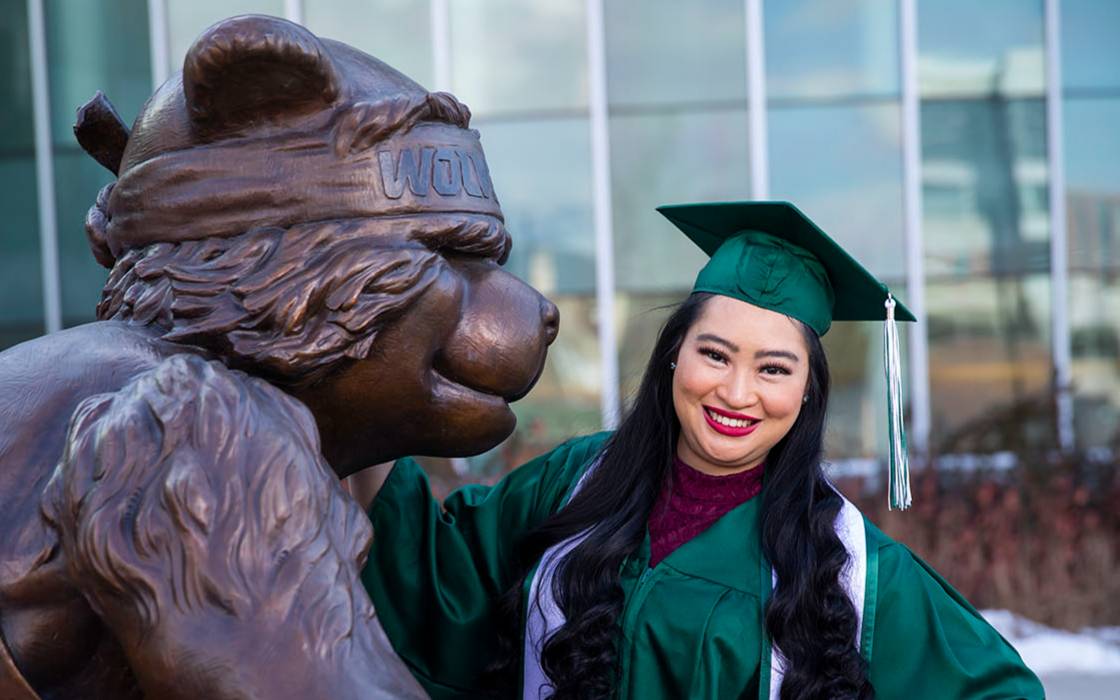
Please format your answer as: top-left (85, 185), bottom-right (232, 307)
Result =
top-left (74, 14), bottom-right (559, 477)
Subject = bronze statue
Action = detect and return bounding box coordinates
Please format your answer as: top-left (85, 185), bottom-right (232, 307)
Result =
top-left (0, 14), bottom-right (557, 699)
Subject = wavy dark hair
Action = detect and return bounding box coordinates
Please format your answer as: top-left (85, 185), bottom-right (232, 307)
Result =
top-left (492, 292), bottom-right (872, 699)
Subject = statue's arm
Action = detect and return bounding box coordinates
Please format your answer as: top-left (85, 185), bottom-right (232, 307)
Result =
top-left (42, 355), bottom-right (426, 700)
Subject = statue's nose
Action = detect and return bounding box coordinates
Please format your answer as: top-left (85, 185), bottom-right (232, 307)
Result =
top-left (541, 298), bottom-right (560, 346)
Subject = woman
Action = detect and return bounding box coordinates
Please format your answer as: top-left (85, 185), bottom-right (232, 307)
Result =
top-left (362, 201), bottom-right (1043, 699)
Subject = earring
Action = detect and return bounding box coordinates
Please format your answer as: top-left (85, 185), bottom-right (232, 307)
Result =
top-left (802, 394), bottom-right (809, 404)
top-left (669, 362), bottom-right (677, 371)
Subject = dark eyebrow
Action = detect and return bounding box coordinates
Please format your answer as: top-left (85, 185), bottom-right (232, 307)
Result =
top-left (695, 333), bottom-right (740, 354)
top-left (755, 349), bottom-right (801, 363)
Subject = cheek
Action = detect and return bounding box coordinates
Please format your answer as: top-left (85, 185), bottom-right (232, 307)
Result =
top-left (672, 361), bottom-right (717, 415)
top-left (386, 266), bottom-right (463, 348)
top-left (760, 382), bottom-right (807, 421)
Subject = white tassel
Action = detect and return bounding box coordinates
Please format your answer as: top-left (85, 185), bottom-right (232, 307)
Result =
top-left (884, 294), bottom-right (911, 510)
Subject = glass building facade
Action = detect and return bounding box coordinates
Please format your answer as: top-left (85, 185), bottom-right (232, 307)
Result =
top-left (3, 0), bottom-right (1117, 466)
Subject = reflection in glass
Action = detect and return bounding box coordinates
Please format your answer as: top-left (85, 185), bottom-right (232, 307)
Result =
top-left (471, 118), bottom-right (601, 463)
top-left (605, 0), bottom-right (745, 108)
top-left (918, 0), bottom-right (1043, 99)
top-left (920, 90), bottom-right (1053, 445)
top-left (919, 3), bottom-right (1052, 450)
top-left (769, 101), bottom-right (904, 459)
top-left (1061, 0), bottom-right (1120, 92)
top-left (922, 98), bottom-right (1049, 278)
top-left (926, 275), bottom-right (1052, 453)
top-left (769, 103), bottom-right (904, 278)
top-left (766, 0), bottom-right (898, 101)
top-left (167, 0), bottom-right (283, 67)
top-left (821, 316), bottom-right (897, 460)
top-left (53, 153), bottom-right (122, 323)
top-left (616, 292), bottom-right (680, 410)
top-left (449, 0), bottom-right (587, 116)
top-left (609, 109), bottom-right (750, 294)
top-left (479, 118), bottom-right (596, 295)
top-left (304, 0), bottom-right (432, 87)
top-left (45, 0), bottom-right (151, 327)
top-left (1065, 99), bottom-right (1120, 448)
top-left (0, 2), bottom-right (44, 350)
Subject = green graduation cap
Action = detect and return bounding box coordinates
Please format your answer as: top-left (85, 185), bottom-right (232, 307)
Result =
top-left (656, 200), bottom-right (915, 509)
top-left (656, 200), bottom-right (915, 336)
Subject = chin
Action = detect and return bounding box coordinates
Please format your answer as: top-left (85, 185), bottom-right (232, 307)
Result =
top-left (418, 402), bottom-right (517, 458)
top-left (697, 439), bottom-right (761, 471)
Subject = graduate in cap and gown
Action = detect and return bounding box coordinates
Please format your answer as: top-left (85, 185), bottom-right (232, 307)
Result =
top-left (362, 202), bottom-right (1044, 699)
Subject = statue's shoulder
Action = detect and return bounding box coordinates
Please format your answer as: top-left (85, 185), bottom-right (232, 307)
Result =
top-left (0, 321), bottom-right (186, 470)
top-left (0, 321), bottom-right (171, 383)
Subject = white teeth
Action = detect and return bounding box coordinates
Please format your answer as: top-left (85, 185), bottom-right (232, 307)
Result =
top-left (707, 409), bottom-right (754, 428)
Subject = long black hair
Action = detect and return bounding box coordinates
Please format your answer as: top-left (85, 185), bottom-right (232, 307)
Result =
top-left (493, 292), bottom-right (872, 699)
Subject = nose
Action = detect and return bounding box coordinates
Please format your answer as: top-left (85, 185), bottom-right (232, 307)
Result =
top-left (540, 297), bottom-right (560, 346)
top-left (718, 370), bottom-right (759, 409)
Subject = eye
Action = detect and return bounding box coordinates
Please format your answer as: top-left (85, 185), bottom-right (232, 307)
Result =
top-left (698, 346), bottom-right (729, 364)
top-left (760, 363), bottom-right (792, 376)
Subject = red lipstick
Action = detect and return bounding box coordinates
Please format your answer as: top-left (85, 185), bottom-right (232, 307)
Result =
top-left (702, 405), bottom-right (760, 437)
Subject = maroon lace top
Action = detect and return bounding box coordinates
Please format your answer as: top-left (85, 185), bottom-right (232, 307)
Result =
top-left (647, 456), bottom-right (766, 568)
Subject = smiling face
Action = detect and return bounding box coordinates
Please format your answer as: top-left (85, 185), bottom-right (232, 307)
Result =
top-left (672, 295), bottom-right (811, 475)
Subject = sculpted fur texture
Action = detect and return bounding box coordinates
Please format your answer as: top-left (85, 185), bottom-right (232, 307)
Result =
top-left (0, 13), bottom-right (556, 699)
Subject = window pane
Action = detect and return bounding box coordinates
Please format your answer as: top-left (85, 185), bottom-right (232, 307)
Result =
top-left (304, 0), bottom-right (432, 87)
top-left (605, 0), bottom-right (746, 108)
top-left (1066, 98), bottom-right (1120, 448)
top-left (477, 118), bottom-right (601, 451)
top-left (918, 0), bottom-right (1044, 99)
top-left (766, 0), bottom-right (898, 101)
top-left (449, 0), bottom-right (587, 115)
top-left (769, 102), bottom-right (905, 278)
top-left (46, 0), bottom-right (151, 327)
top-left (610, 109), bottom-right (750, 294)
top-left (922, 105), bottom-right (1054, 445)
top-left (926, 275), bottom-right (1052, 452)
top-left (168, 0), bottom-right (284, 69)
top-left (922, 99), bottom-right (1049, 277)
top-left (770, 102), bottom-right (904, 458)
top-left (1061, 0), bottom-right (1120, 92)
top-left (919, 0), bottom-right (1051, 449)
top-left (0, 1), bottom-right (43, 349)
top-left (821, 314), bottom-right (899, 460)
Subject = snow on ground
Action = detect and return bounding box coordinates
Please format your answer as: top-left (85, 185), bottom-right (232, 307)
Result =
top-left (982, 609), bottom-right (1120, 675)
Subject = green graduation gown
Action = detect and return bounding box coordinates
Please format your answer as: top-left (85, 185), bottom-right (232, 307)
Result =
top-left (362, 432), bottom-right (1043, 699)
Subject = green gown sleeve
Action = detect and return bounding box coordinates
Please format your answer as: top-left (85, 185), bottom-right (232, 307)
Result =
top-left (867, 541), bottom-right (1044, 699)
top-left (360, 432), bottom-right (610, 699)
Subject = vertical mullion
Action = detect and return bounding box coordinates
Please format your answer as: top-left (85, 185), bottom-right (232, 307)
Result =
top-left (745, 0), bottom-right (769, 198)
top-left (586, 0), bottom-right (620, 428)
top-left (147, 0), bottom-right (169, 89)
top-left (899, 0), bottom-right (931, 457)
top-left (430, 0), bottom-right (451, 91)
top-left (1044, 0), bottom-right (1074, 452)
top-left (284, 0), bottom-right (304, 25)
top-left (27, 0), bottom-right (61, 334)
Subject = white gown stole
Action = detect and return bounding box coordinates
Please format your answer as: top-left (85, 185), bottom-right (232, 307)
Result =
top-left (522, 460), bottom-right (599, 700)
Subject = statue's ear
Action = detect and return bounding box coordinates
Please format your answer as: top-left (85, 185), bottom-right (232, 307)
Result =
top-left (182, 15), bottom-right (341, 131)
top-left (74, 91), bottom-right (130, 175)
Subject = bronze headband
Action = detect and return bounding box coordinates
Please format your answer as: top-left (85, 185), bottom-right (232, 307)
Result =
top-left (105, 122), bottom-right (502, 257)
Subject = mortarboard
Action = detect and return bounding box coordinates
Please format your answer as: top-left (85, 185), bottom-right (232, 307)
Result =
top-left (657, 200), bottom-right (915, 509)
